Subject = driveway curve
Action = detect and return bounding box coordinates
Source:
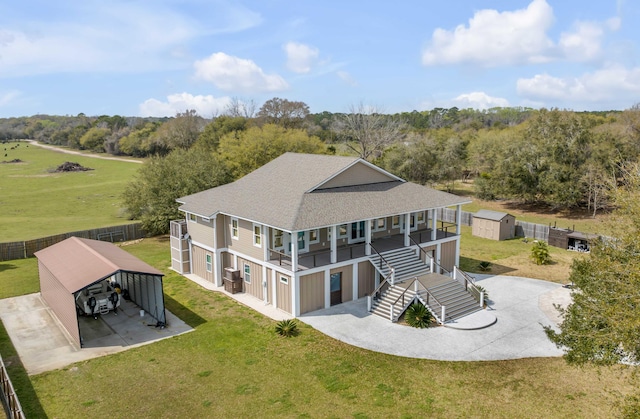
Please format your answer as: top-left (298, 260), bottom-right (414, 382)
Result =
top-left (300, 275), bottom-right (570, 361)
top-left (26, 140), bottom-right (143, 164)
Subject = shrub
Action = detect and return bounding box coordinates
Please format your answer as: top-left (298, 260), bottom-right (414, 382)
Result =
top-left (404, 302), bottom-right (433, 328)
top-left (275, 319), bottom-right (299, 337)
top-left (530, 240), bottom-right (552, 265)
top-left (478, 261), bottom-right (492, 271)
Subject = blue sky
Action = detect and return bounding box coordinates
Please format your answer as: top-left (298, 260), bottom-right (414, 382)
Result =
top-left (1, 0), bottom-right (638, 117)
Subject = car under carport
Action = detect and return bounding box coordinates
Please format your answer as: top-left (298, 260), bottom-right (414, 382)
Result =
top-left (34, 237), bottom-right (166, 348)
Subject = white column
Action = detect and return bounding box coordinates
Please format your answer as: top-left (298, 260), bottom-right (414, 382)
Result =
top-left (404, 213), bottom-right (411, 247)
top-left (365, 220), bottom-right (372, 256)
top-left (262, 225), bottom-right (269, 261)
top-left (436, 243), bottom-right (442, 274)
top-left (374, 270), bottom-right (380, 288)
top-left (324, 269), bottom-right (331, 309)
top-left (292, 273), bottom-right (300, 317)
top-left (262, 265), bottom-right (268, 304)
top-left (212, 215), bottom-right (222, 286)
top-left (455, 236), bottom-right (461, 267)
top-left (352, 263), bottom-right (358, 301)
top-left (455, 204), bottom-right (462, 235)
top-left (431, 209), bottom-right (438, 241)
top-left (330, 225), bottom-right (337, 264)
top-left (271, 269), bottom-right (277, 308)
top-left (291, 231), bottom-right (299, 273)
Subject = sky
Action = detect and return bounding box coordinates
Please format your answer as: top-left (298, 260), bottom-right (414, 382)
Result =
top-left (1, 0), bottom-right (639, 118)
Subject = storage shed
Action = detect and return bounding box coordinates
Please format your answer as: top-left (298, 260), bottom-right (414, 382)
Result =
top-left (34, 237), bottom-right (165, 348)
top-left (472, 210), bottom-right (516, 241)
top-left (548, 227), bottom-right (597, 252)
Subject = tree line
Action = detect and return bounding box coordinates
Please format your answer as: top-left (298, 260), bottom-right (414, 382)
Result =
top-left (3, 99), bottom-right (639, 220)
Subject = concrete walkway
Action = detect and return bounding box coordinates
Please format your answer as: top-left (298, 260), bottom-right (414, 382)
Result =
top-left (299, 275), bottom-right (571, 361)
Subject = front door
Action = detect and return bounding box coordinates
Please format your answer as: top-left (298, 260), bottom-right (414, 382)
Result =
top-left (349, 221), bottom-right (366, 243)
top-left (330, 272), bottom-right (342, 306)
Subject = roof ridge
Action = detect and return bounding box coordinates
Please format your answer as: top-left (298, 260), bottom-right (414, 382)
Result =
top-left (71, 237), bottom-right (120, 271)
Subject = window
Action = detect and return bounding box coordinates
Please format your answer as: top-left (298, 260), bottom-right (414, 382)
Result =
top-left (231, 218), bottom-right (239, 240)
top-left (338, 224), bottom-right (348, 238)
top-left (244, 263), bottom-right (251, 284)
top-left (280, 275), bottom-right (288, 284)
top-left (273, 229), bottom-right (284, 248)
top-left (253, 224), bottom-right (261, 247)
top-left (372, 218), bottom-right (386, 231)
top-left (189, 213), bottom-right (196, 222)
top-left (392, 215), bottom-right (400, 228)
top-left (205, 254), bottom-right (212, 272)
top-left (417, 211), bottom-right (425, 223)
top-left (309, 229), bottom-right (319, 244)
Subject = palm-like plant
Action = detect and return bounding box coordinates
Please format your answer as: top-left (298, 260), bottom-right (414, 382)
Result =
top-left (404, 302), bottom-right (433, 328)
top-left (531, 240), bottom-right (552, 265)
top-left (275, 319), bottom-right (299, 337)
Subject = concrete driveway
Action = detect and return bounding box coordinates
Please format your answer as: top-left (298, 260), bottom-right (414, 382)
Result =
top-left (0, 293), bottom-right (192, 375)
top-left (300, 275), bottom-right (570, 361)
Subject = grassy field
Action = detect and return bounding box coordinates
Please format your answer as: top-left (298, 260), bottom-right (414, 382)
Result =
top-left (0, 141), bottom-right (141, 241)
top-left (0, 148), bottom-right (631, 417)
top-left (0, 237), bottom-right (633, 418)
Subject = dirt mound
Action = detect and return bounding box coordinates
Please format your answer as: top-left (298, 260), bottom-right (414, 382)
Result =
top-left (54, 162), bottom-right (93, 172)
top-left (0, 159), bottom-right (23, 164)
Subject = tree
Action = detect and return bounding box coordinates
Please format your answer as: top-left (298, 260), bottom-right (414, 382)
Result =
top-left (332, 103), bottom-right (405, 161)
top-left (122, 148), bottom-right (231, 235)
top-left (218, 124), bottom-right (327, 179)
top-left (530, 240), bottom-right (551, 265)
top-left (224, 97), bottom-right (257, 118)
top-left (196, 116), bottom-right (247, 151)
top-left (148, 109), bottom-right (206, 152)
top-left (545, 163), bottom-right (640, 416)
top-left (257, 97), bottom-right (310, 128)
top-left (79, 127), bottom-right (109, 151)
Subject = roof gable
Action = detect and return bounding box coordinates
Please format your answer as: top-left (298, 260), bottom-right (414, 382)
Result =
top-left (474, 210), bottom-right (512, 221)
top-left (311, 160), bottom-right (402, 191)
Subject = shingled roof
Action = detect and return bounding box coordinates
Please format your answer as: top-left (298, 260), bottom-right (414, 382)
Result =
top-left (177, 152), bottom-right (470, 231)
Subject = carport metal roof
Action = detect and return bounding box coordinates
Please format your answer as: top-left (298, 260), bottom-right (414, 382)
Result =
top-left (34, 237), bottom-right (163, 293)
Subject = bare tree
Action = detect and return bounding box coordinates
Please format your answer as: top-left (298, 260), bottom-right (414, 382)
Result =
top-left (224, 97), bottom-right (257, 119)
top-left (332, 103), bottom-right (406, 160)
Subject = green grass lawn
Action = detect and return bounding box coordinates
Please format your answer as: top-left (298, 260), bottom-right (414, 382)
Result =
top-left (0, 142), bottom-right (141, 241)
top-left (0, 238), bottom-right (632, 418)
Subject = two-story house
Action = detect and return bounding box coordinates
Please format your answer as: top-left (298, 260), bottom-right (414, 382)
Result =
top-left (170, 152), bottom-right (481, 321)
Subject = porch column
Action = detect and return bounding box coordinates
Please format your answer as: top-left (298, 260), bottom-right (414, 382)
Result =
top-left (324, 269), bottom-right (331, 309)
top-left (352, 263), bottom-right (358, 301)
top-left (431, 209), bottom-right (438, 241)
top-left (212, 215), bottom-right (223, 286)
top-left (365, 220), bottom-right (372, 256)
top-left (455, 236), bottom-right (461, 267)
top-left (292, 272), bottom-right (300, 317)
top-left (262, 225), bottom-right (269, 262)
top-left (262, 265), bottom-right (268, 304)
top-left (291, 231), bottom-right (299, 273)
top-left (404, 213), bottom-right (411, 247)
top-left (330, 225), bottom-right (337, 263)
top-left (271, 269), bottom-right (277, 308)
top-left (455, 204), bottom-right (462, 235)
top-left (436, 243), bottom-right (442, 274)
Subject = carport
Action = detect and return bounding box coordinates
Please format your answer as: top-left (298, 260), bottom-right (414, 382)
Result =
top-left (34, 237), bottom-right (165, 348)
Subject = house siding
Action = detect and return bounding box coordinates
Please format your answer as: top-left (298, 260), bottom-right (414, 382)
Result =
top-left (216, 216), bottom-right (225, 248)
top-left (192, 245), bottom-right (214, 283)
top-left (38, 261), bottom-right (80, 347)
top-left (330, 266), bottom-right (352, 302)
top-left (222, 251), bottom-right (233, 270)
top-left (227, 218), bottom-right (264, 261)
top-left (188, 217), bottom-right (214, 247)
top-left (300, 271), bottom-right (324, 314)
top-left (238, 257), bottom-right (263, 300)
top-left (318, 162), bottom-right (394, 189)
top-left (358, 261), bottom-right (375, 297)
top-left (276, 272), bottom-right (292, 313)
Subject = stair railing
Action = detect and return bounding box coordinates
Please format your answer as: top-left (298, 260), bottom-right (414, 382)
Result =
top-left (409, 235), bottom-right (432, 272)
top-left (369, 243), bottom-right (395, 284)
top-left (367, 272), bottom-right (392, 312)
top-left (453, 266), bottom-right (484, 307)
top-left (388, 277), bottom-right (446, 324)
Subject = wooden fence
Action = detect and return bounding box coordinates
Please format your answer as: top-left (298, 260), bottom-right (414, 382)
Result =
top-left (0, 354), bottom-right (24, 419)
top-left (0, 223), bottom-right (145, 261)
top-left (439, 208), bottom-right (550, 241)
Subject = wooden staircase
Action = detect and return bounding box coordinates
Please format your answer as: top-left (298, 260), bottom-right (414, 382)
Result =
top-left (368, 247), bottom-right (431, 282)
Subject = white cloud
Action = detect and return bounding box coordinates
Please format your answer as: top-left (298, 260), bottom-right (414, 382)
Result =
top-left (284, 42), bottom-right (319, 73)
top-left (558, 21), bottom-right (604, 62)
top-left (422, 0), bottom-right (555, 67)
top-left (516, 66), bottom-right (640, 103)
top-left (194, 52), bottom-right (289, 92)
top-left (452, 92), bottom-right (509, 109)
top-left (336, 71), bottom-right (357, 86)
top-left (0, 90), bottom-right (22, 107)
top-left (139, 93), bottom-right (232, 117)
top-left (0, 2), bottom-right (262, 78)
